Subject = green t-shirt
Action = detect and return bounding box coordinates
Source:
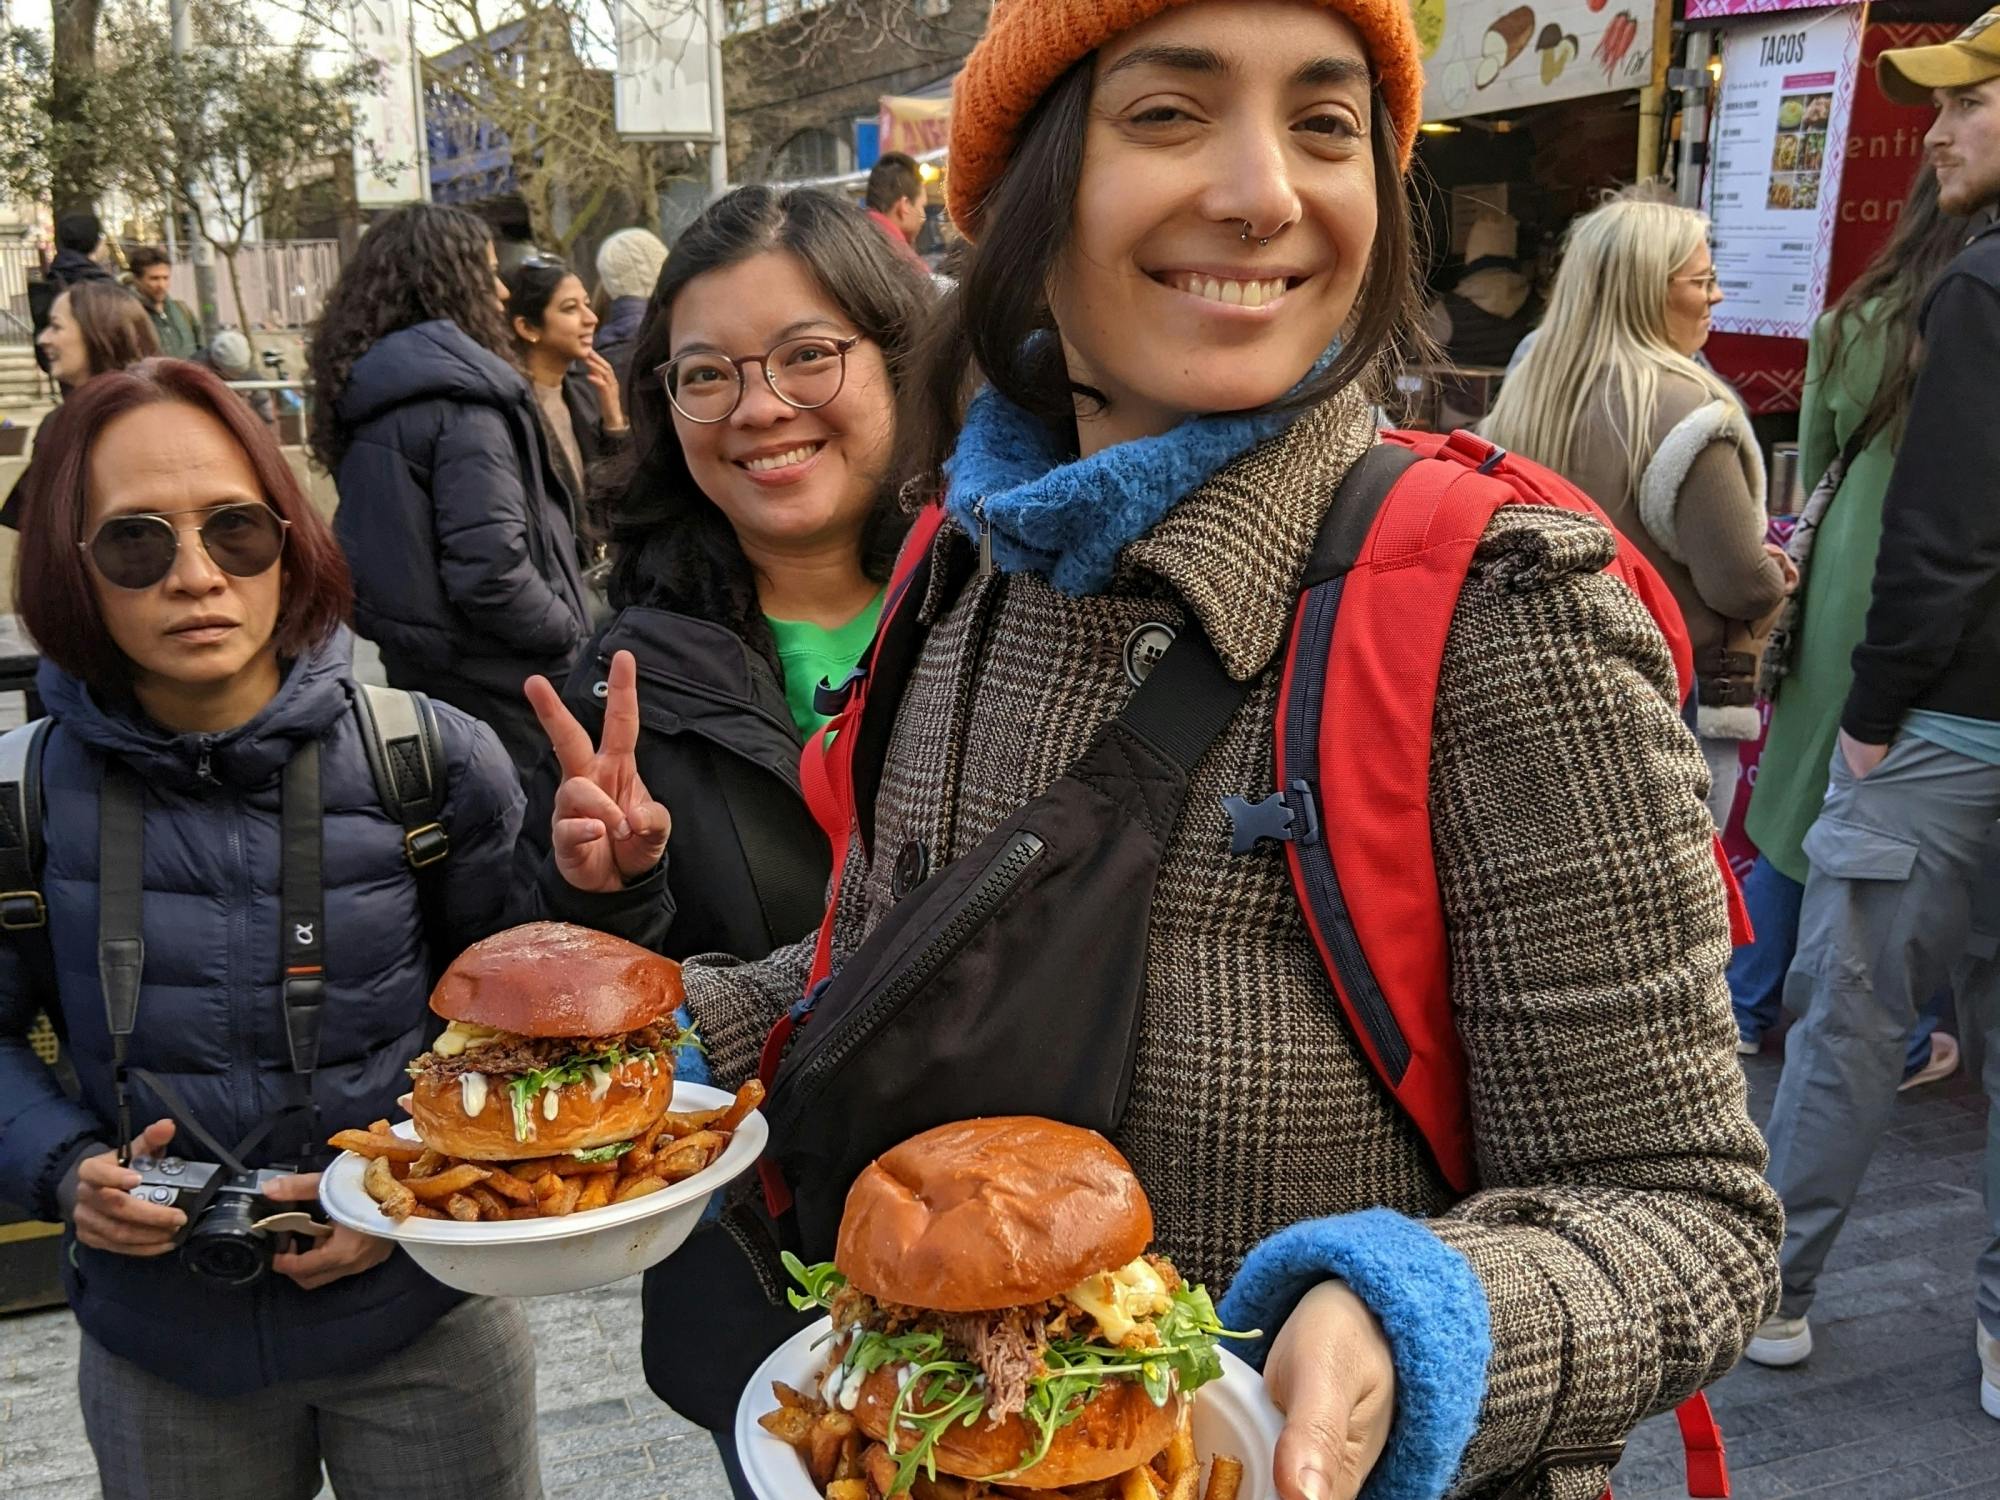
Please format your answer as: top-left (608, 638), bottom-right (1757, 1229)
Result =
top-left (766, 592), bottom-right (885, 741)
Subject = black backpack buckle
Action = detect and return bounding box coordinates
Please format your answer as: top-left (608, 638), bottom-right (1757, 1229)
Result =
top-left (404, 823), bottom-right (450, 869)
top-left (813, 666), bottom-right (867, 718)
top-left (0, 890), bottom-right (47, 930)
top-left (1222, 779), bottom-right (1321, 855)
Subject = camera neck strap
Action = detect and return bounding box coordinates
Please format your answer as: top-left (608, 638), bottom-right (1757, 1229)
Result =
top-left (99, 744), bottom-right (328, 1164)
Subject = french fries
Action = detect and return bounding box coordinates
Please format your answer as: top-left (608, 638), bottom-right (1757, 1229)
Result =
top-left (339, 1078), bottom-right (763, 1225)
top-left (759, 1379), bottom-right (1244, 1500)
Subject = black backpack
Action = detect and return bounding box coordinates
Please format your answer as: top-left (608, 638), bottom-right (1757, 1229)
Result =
top-left (0, 685), bottom-right (456, 1022)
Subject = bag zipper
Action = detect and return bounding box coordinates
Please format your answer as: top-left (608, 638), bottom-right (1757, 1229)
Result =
top-left (1287, 583), bottom-right (1412, 1081)
top-left (776, 829), bottom-right (1047, 1121)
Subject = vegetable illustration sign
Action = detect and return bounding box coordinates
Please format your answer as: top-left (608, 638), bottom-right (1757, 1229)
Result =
top-left (1424, 0), bottom-right (1654, 119)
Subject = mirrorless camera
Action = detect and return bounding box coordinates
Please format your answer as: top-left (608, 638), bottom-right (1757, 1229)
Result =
top-left (129, 1156), bottom-right (317, 1286)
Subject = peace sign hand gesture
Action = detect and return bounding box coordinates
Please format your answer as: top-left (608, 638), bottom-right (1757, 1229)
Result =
top-left (525, 650), bottom-right (671, 893)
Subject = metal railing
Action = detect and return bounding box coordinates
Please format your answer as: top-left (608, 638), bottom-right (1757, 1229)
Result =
top-left (0, 242), bottom-right (45, 346)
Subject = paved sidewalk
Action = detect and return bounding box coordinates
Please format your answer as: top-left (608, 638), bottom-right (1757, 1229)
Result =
top-left (1, 1051), bottom-right (1991, 1499)
top-left (1612, 1048), bottom-right (1999, 1499)
top-left (0, 1275), bottom-right (731, 1500)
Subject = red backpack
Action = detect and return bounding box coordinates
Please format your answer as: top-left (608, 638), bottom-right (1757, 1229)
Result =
top-left (772, 429), bottom-right (1743, 1499)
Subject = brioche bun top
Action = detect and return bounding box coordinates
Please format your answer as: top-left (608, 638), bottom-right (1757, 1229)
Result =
top-left (835, 1117), bottom-right (1152, 1311)
top-left (429, 921), bottom-right (683, 1037)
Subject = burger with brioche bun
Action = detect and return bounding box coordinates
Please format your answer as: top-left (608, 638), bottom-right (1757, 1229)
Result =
top-left (405, 922), bottom-right (688, 1161)
top-left (782, 1117), bottom-right (1252, 1495)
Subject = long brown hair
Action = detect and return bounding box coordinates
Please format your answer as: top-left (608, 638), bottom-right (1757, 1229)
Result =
top-left (897, 60), bottom-right (1432, 491)
top-left (64, 281), bottom-right (160, 379)
top-left (307, 203), bottom-right (518, 470)
top-left (17, 359), bottom-right (352, 688)
top-left (1823, 167), bottom-right (1967, 449)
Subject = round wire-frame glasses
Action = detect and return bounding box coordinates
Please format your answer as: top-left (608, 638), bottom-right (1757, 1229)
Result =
top-left (655, 335), bottom-right (864, 424)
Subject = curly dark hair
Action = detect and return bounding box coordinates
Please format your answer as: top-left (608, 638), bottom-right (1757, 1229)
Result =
top-left (608, 185), bottom-right (933, 669)
top-left (307, 204), bottom-right (516, 469)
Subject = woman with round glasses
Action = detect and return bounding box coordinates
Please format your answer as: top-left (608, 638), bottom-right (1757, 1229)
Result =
top-left (1486, 188), bottom-right (1795, 827)
top-left (0, 359), bottom-right (538, 1500)
top-left (509, 184), bottom-right (929, 1475)
top-left (310, 202), bottom-right (591, 777)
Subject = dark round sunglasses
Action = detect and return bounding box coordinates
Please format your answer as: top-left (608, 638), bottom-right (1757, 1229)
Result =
top-left (81, 502), bottom-right (290, 591)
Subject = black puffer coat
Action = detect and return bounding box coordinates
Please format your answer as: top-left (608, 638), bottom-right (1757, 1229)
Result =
top-left (518, 604), bottom-right (829, 960)
top-left (332, 320), bottom-right (590, 772)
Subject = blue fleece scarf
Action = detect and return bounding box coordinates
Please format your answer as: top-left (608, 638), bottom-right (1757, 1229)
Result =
top-left (942, 377), bottom-right (1316, 598)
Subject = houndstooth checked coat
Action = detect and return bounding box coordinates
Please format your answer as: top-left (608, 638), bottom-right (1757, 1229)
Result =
top-left (679, 387), bottom-right (1783, 1498)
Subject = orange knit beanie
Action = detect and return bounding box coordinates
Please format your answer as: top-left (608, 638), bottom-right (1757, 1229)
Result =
top-left (947, 0), bottom-right (1424, 235)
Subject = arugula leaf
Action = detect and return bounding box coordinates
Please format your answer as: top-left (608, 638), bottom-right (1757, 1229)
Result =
top-left (782, 1253), bottom-right (849, 1314)
top-left (778, 1261), bottom-right (1258, 1495)
top-left (501, 1043), bottom-right (665, 1142)
top-left (569, 1142), bottom-right (634, 1163)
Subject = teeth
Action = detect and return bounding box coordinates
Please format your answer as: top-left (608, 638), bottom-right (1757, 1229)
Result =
top-left (1173, 274), bottom-right (1289, 308)
top-left (745, 444), bottom-right (820, 473)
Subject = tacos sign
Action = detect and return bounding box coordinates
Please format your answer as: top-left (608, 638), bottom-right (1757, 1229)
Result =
top-left (1422, 0), bottom-right (1654, 120)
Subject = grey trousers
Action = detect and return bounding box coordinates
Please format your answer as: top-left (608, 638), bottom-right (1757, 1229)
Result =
top-left (1763, 734), bottom-right (2000, 1336)
top-left (79, 1295), bottom-right (544, 1500)
top-left (1699, 734), bottom-right (1741, 830)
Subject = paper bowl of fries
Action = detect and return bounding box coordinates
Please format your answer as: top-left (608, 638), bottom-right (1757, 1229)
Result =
top-left (736, 1318), bottom-right (1280, 1500)
top-left (319, 1080), bottom-right (767, 1297)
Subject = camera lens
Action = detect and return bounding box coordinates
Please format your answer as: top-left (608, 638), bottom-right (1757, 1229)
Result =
top-left (181, 1195), bottom-right (272, 1287)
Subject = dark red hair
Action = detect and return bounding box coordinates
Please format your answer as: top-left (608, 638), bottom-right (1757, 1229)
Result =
top-left (16, 357), bottom-right (352, 688)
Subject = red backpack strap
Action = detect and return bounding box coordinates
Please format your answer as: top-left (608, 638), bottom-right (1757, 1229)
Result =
top-left (755, 504), bottom-right (954, 1215)
top-left (1281, 432), bottom-right (1734, 1499)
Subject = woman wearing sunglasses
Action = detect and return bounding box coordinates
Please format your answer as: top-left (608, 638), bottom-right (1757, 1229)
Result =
top-left (0, 360), bottom-right (539, 1499)
top-left (511, 185), bottom-right (929, 1468)
top-left (310, 203), bottom-right (591, 776)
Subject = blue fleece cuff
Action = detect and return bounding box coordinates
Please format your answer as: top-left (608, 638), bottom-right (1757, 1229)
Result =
top-left (1218, 1209), bottom-right (1490, 1500)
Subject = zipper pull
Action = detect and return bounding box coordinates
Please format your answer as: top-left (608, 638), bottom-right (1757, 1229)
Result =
top-left (973, 498), bottom-right (993, 579)
top-left (196, 735), bottom-right (215, 784)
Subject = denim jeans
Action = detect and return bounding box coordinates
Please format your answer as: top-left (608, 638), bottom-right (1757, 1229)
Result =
top-left (1730, 853), bottom-right (1947, 1075)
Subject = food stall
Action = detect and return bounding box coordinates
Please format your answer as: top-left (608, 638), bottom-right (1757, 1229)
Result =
top-left (1698, 1), bottom-right (1970, 422)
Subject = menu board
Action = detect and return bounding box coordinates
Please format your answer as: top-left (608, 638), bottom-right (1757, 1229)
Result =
top-left (1707, 5), bottom-right (1865, 339)
top-left (1422, 0), bottom-right (1655, 121)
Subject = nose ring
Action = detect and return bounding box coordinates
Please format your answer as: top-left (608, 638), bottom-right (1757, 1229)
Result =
top-left (1239, 220), bottom-right (1272, 248)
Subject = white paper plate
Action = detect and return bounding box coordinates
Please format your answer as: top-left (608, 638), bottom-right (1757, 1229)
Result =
top-left (318, 1081), bottom-right (765, 1297)
top-left (735, 1316), bottom-right (1283, 1500)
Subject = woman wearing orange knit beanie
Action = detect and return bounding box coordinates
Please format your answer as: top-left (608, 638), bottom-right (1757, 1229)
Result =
top-left (556, 3), bottom-right (1779, 1497)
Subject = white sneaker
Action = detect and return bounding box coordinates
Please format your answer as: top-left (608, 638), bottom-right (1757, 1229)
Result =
top-left (1898, 1031), bottom-right (1959, 1091)
top-left (1980, 1323), bottom-right (1999, 1420)
top-left (1736, 1035), bottom-right (1761, 1056)
top-left (1745, 1313), bottom-right (1813, 1367)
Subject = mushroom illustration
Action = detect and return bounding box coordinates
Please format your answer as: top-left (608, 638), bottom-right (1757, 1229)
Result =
top-left (1537, 22), bottom-right (1581, 85)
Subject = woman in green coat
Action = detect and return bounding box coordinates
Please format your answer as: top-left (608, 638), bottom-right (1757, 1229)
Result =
top-left (1733, 168), bottom-right (1968, 1070)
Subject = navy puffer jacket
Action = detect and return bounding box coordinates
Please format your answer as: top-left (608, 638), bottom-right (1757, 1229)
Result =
top-left (0, 634), bottom-right (524, 1397)
top-left (332, 319), bottom-right (590, 771)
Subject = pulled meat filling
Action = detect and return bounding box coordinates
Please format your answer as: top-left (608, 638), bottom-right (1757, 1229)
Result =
top-left (409, 1023), bottom-right (670, 1082)
top-left (829, 1256), bottom-right (1182, 1423)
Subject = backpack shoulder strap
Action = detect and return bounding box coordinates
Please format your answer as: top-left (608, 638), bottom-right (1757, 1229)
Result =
top-left (1279, 434), bottom-right (1734, 1498)
top-left (353, 685), bottom-right (451, 872)
top-left (0, 719), bottom-right (54, 932)
top-left (1276, 433), bottom-right (1505, 1198)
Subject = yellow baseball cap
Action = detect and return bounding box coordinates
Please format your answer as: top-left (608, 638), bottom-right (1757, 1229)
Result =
top-left (1879, 7), bottom-right (2000, 105)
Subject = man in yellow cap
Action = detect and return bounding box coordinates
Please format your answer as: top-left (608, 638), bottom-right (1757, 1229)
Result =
top-left (1748, 5), bottom-right (2000, 1425)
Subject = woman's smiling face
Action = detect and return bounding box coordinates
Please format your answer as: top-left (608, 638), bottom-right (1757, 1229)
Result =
top-left (665, 249), bottom-right (895, 559)
top-left (1050, 0), bottom-right (1380, 449)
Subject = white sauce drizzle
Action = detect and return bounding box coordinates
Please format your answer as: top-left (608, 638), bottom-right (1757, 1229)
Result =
top-left (460, 1072), bottom-right (487, 1117)
top-left (543, 1086), bottom-right (560, 1121)
top-left (588, 1065), bottom-right (612, 1103)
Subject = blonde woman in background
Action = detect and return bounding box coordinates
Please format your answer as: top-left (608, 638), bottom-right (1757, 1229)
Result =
top-left (1486, 190), bottom-right (1796, 826)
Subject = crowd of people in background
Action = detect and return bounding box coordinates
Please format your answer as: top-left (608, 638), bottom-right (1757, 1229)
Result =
top-left (1, 3), bottom-right (1997, 1497)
